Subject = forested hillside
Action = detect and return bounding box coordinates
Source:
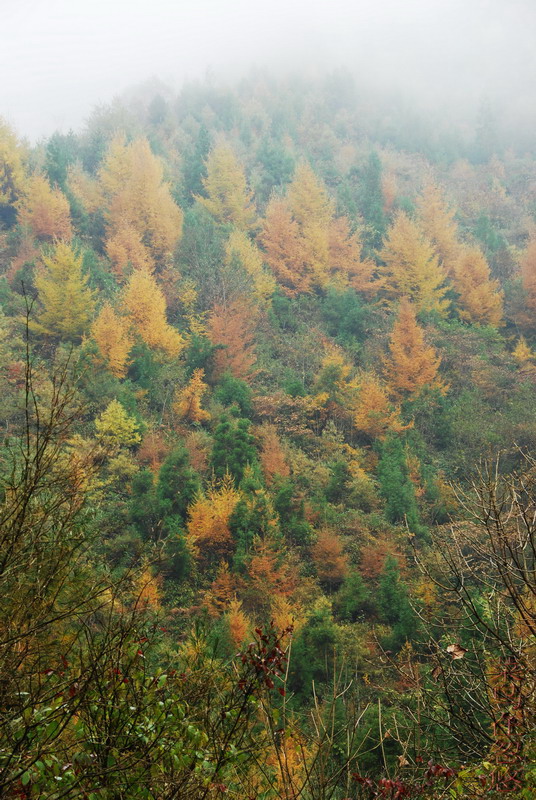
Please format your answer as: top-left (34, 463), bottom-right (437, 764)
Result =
top-left (0, 73), bottom-right (535, 799)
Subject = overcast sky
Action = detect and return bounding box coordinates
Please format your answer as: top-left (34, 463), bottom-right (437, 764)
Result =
top-left (1, 0), bottom-right (535, 141)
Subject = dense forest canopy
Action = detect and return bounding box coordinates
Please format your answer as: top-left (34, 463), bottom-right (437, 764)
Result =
top-left (0, 70), bottom-right (535, 798)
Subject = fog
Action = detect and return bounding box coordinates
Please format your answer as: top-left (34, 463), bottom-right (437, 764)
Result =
top-left (1, 0), bottom-right (535, 141)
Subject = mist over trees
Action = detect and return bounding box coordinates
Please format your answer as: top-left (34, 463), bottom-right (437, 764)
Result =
top-left (1, 50), bottom-right (536, 800)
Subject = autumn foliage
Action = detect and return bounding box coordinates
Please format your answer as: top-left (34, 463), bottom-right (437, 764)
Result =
top-left (384, 298), bottom-right (441, 395)
top-left (91, 303), bottom-right (134, 378)
top-left (18, 174), bottom-right (72, 241)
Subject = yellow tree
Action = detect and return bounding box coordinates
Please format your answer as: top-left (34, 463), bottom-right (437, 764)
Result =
top-left (105, 224), bottom-right (153, 277)
top-left (187, 475), bottom-right (241, 559)
top-left (384, 297), bottom-right (441, 395)
top-left (260, 163), bottom-right (378, 295)
top-left (287, 161), bottom-right (333, 276)
top-left (416, 183), bottom-right (461, 274)
top-left (33, 241), bottom-right (95, 340)
top-left (259, 198), bottom-right (310, 295)
top-left (18, 174), bottom-right (72, 241)
top-left (452, 245), bottom-right (503, 326)
top-left (328, 216), bottom-right (378, 295)
top-left (196, 144), bottom-right (256, 230)
top-left (352, 371), bottom-right (406, 439)
top-left (380, 212), bottom-right (450, 315)
top-left (122, 268), bottom-right (184, 356)
top-left (0, 119), bottom-right (26, 212)
top-left (95, 399), bottom-right (141, 449)
top-left (225, 229), bottom-right (276, 305)
top-left (91, 303), bottom-right (134, 378)
top-left (99, 136), bottom-right (183, 274)
top-left (173, 368), bottom-right (211, 424)
top-left (520, 234), bottom-right (536, 311)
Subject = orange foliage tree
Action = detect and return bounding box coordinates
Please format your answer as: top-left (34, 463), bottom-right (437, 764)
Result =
top-left (173, 368), bottom-right (211, 424)
top-left (259, 162), bottom-right (376, 296)
top-left (208, 297), bottom-right (257, 381)
top-left (18, 174), bottom-right (72, 242)
top-left (384, 297), bottom-right (441, 395)
top-left (122, 268), bottom-right (184, 356)
top-left (452, 245), bottom-right (503, 326)
top-left (224, 598), bottom-right (250, 646)
top-left (197, 144), bottom-right (256, 230)
top-left (99, 136), bottom-right (183, 276)
top-left (186, 475), bottom-right (241, 560)
top-left (91, 303), bottom-right (134, 378)
top-left (352, 371), bottom-right (406, 440)
top-left (311, 529), bottom-right (348, 589)
top-left (380, 211), bottom-right (450, 315)
top-left (257, 424), bottom-right (290, 485)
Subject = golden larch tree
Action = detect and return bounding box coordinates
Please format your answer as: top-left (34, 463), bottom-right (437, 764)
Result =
top-left (257, 423), bottom-right (290, 485)
top-left (384, 297), bottom-right (441, 395)
top-left (520, 234), bottom-right (536, 311)
top-left (512, 336), bottom-right (534, 364)
top-left (33, 241), bottom-right (95, 340)
top-left (452, 245), bottom-right (503, 326)
top-left (187, 475), bottom-right (241, 558)
top-left (287, 161), bottom-right (333, 275)
top-left (18, 174), bottom-right (72, 242)
top-left (105, 224), bottom-right (153, 277)
top-left (311, 529), bottom-right (348, 588)
top-left (380, 211), bottom-right (450, 315)
top-left (208, 296), bottom-right (257, 381)
top-left (416, 183), bottom-right (461, 274)
top-left (196, 144), bottom-right (256, 230)
top-left (95, 399), bottom-right (141, 449)
top-left (173, 368), bottom-right (211, 424)
top-left (327, 216), bottom-right (378, 295)
top-left (260, 164), bottom-right (378, 296)
top-left (259, 197), bottom-right (310, 295)
top-left (99, 136), bottom-right (183, 274)
top-left (224, 598), bottom-right (250, 646)
top-left (91, 303), bottom-right (134, 378)
top-left (352, 371), bottom-right (406, 439)
top-left (226, 229), bottom-right (276, 305)
top-left (67, 162), bottom-right (101, 213)
top-left (122, 268), bottom-right (184, 356)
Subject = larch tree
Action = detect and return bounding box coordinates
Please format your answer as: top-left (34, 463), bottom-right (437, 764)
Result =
top-left (260, 162), bottom-right (379, 296)
top-left (352, 371), bottom-right (406, 440)
top-left (99, 136), bottom-right (183, 275)
top-left (33, 241), bottom-right (95, 340)
top-left (416, 183), bottom-right (461, 274)
top-left (384, 297), bottom-right (441, 395)
top-left (94, 399), bottom-right (141, 449)
top-left (208, 296), bottom-right (257, 381)
top-left (17, 174), bottom-right (72, 242)
top-left (520, 233), bottom-right (536, 311)
top-left (259, 197), bottom-right (310, 295)
top-left (327, 216), bottom-right (378, 295)
top-left (286, 161), bottom-right (333, 275)
top-left (122, 268), bottom-right (184, 356)
top-left (196, 144), bottom-right (256, 230)
top-left (380, 211), bottom-right (450, 315)
top-left (186, 474), bottom-right (241, 559)
top-left (452, 245), bottom-right (503, 326)
top-left (91, 303), bottom-right (134, 378)
top-left (173, 368), bottom-right (211, 424)
top-left (225, 229), bottom-right (276, 305)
